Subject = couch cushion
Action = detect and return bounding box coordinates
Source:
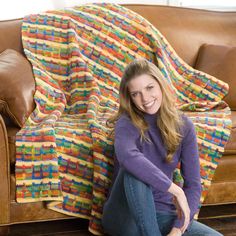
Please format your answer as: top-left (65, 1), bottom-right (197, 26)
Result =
top-left (195, 44), bottom-right (236, 110)
top-left (203, 154), bottom-right (236, 205)
top-left (0, 49), bottom-right (35, 127)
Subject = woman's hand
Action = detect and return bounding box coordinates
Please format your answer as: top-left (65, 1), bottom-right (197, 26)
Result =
top-left (168, 183), bottom-right (190, 233)
top-left (167, 227), bottom-right (182, 236)
top-left (173, 196), bottom-right (182, 220)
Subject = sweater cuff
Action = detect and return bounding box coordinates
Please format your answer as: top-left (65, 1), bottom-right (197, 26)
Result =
top-left (156, 178), bottom-right (172, 193)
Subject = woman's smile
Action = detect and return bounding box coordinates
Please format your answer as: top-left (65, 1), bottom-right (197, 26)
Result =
top-left (143, 99), bottom-right (156, 108)
top-left (128, 74), bottom-right (162, 114)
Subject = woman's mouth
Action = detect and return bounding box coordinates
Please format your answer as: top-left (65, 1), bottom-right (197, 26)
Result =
top-left (143, 100), bottom-right (156, 109)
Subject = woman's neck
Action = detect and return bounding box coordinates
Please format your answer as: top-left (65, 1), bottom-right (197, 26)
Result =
top-left (144, 112), bottom-right (158, 127)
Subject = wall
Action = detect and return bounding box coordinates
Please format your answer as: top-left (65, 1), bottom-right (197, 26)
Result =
top-left (0, 0), bottom-right (235, 21)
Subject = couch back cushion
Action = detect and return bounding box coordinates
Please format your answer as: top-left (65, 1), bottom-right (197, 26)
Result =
top-left (126, 5), bottom-right (236, 67)
top-left (195, 44), bottom-right (236, 110)
top-left (0, 19), bottom-right (23, 54)
top-left (0, 49), bottom-right (35, 127)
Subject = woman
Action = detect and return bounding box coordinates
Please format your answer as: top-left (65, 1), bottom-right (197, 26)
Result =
top-left (102, 58), bottom-right (222, 236)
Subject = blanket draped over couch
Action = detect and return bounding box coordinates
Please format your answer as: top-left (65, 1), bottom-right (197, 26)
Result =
top-left (15, 3), bottom-right (232, 235)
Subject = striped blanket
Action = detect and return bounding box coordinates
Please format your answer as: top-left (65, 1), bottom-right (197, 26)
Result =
top-left (16, 3), bottom-right (232, 235)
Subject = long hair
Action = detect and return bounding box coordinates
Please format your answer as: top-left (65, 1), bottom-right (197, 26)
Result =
top-left (108, 58), bottom-right (183, 162)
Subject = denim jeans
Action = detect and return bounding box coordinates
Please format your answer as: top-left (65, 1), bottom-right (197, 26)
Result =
top-left (102, 168), bottom-right (223, 236)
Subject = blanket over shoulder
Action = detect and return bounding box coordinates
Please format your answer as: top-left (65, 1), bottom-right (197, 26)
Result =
top-left (15, 3), bottom-right (232, 235)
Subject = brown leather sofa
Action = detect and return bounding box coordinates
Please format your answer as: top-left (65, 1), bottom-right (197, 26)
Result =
top-left (0, 4), bottom-right (236, 235)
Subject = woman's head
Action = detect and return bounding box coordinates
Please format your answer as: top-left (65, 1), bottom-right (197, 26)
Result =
top-left (108, 58), bottom-right (183, 162)
top-left (119, 58), bottom-right (174, 116)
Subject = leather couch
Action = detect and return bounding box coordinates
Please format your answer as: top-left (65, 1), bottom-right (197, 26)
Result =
top-left (0, 4), bottom-right (235, 235)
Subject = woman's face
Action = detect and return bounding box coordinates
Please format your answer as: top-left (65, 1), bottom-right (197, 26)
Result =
top-left (128, 74), bottom-right (163, 115)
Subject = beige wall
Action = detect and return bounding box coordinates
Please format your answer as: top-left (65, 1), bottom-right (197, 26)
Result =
top-left (0, 0), bottom-right (235, 21)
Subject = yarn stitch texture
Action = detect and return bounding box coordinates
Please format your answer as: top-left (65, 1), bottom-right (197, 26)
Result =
top-left (16, 3), bottom-right (232, 235)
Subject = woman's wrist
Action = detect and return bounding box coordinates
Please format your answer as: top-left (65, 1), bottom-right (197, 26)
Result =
top-left (167, 183), bottom-right (184, 197)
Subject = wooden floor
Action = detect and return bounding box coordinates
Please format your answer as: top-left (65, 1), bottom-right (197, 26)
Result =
top-left (8, 218), bottom-right (92, 236)
top-left (6, 204), bottom-right (236, 236)
top-left (5, 216), bottom-right (236, 236)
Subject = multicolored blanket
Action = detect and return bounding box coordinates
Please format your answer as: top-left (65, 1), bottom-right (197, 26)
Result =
top-left (16, 3), bottom-right (232, 235)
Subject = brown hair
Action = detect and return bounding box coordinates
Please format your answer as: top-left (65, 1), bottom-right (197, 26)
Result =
top-left (108, 58), bottom-right (183, 162)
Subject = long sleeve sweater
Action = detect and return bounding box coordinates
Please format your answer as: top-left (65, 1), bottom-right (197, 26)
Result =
top-left (114, 112), bottom-right (201, 229)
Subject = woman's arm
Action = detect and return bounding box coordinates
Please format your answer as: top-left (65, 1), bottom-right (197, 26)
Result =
top-left (173, 117), bottom-right (202, 232)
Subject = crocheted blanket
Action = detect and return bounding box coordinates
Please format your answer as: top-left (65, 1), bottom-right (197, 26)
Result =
top-left (16, 3), bottom-right (232, 235)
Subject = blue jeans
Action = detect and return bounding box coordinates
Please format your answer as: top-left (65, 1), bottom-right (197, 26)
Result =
top-left (102, 168), bottom-right (223, 236)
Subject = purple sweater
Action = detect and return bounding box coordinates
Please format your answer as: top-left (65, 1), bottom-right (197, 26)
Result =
top-left (114, 113), bottom-right (201, 229)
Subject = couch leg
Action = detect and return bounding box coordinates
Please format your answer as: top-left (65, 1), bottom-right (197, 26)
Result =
top-left (0, 226), bottom-right (9, 236)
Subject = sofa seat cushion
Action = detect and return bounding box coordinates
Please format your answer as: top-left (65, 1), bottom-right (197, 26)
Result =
top-left (203, 181), bottom-right (236, 205)
top-left (0, 49), bottom-right (36, 127)
top-left (203, 154), bottom-right (236, 205)
top-left (195, 44), bottom-right (236, 110)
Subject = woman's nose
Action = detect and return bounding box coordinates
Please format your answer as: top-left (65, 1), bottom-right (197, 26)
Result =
top-left (141, 92), bottom-right (149, 102)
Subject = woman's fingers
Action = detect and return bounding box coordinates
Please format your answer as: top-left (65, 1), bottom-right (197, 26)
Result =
top-left (180, 206), bottom-right (190, 233)
top-left (167, 227), bottom-right (182, 236)
top-left (173, 196), bottom-right (182, 219)
top-left (168, 183), bottom-right (190, 233)
top-left (176, 194), bottom-right (190, 233)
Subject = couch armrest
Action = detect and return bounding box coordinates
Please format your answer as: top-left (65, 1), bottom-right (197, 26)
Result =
top-left (0, 114), bottom-right (10, 224)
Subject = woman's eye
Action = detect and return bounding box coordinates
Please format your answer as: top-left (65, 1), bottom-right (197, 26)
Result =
top-left (147, 86), bottom-right (154, 91)
top-left (131, 93), bottom-right (138, 98)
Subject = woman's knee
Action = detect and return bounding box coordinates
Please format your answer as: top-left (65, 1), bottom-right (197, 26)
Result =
top-left (123, 170), bottom-right (152, 196)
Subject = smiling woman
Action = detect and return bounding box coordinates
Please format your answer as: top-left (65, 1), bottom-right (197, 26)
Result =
top-left (128, 74), bottom-right (163, 115)
top-left (0, 2), bottom-right (235, 235)
top-left (102, 59), bottom-right (223, 236)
